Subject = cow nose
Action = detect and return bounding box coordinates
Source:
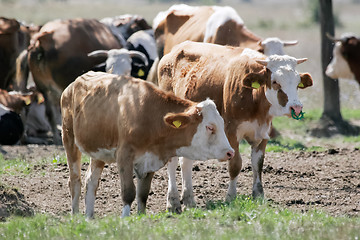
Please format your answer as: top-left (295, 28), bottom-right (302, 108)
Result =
top-left (226, 149), bottom-right (235, 160)
top-left (290, 105), bottom-right (302, 116)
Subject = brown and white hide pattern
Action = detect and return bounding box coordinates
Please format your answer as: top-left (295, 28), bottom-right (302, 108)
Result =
top-left (61, 71), bottom-right (234, 218)
top-left (158, 41), bottom-right (313, 213)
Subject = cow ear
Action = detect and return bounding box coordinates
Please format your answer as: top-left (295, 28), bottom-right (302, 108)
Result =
top-left (298, 73), bottom-right (313, 89)
top-left (242, 68), bottom-right (271, 89)
top-left (164, 112), bottom-right (191, 129)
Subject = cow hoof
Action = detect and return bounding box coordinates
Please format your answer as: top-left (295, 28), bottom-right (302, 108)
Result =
top-left (167, 205), bottom-right (182, 214)
top-left (225, 193), bottom-right (236, 203)
top-left (181, 195), bottom-right (196, 208)
top-left (252, 183), bottom-right (264, 198)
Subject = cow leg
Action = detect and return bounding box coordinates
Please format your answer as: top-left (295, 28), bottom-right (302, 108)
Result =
top-left (251, 139), bottom-right (267, 198)
top-left (180, 157), bottom-right (196, 208)
top-left (136, 171), bottom-right (155, 215)
top-left (117, 146), bottom-right (136, 217)
top-left (226, 137), bottom-right (242, 202)
top-left (43, 92), bottom-right (62, 145)
top-left (62, 119), bottom-right (82, 214)
top-left (166, 157), bottom-right (182, 214)
top-left (84, 159), bottom-right (105, 218)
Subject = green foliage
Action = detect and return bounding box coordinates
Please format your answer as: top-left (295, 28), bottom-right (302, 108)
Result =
top-left (1, 197), bottom-right (359, 239)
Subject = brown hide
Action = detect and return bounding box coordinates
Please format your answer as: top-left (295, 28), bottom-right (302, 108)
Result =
top-left (61, 71), bottom-right (201, 160)
top-left (341, 36), bottom-right (360, 84)
top-left (155, 6), bottom-right (262, 57)
top-left (28, 18), bottom-right (122, 93)
top-left (0, 17), bottom-right (20, 89)
top-left (159, 42), bottom-right (270, 127)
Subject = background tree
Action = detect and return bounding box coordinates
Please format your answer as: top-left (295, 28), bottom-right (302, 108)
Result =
top-left (311, 0), bottom-right (359, 136)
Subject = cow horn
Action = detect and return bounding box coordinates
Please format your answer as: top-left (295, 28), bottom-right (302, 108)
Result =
top-left (296, 58), bottom-right (308, 64)
top-left (326, 33), bottom-right (341, 42)
top-left (87, 50), bottom-right (109, 58)
top-left (128, 50), bottom-right (148, 66)
top-left (283, 40), bottom-right (298, 46)
top-left (256, 59), bottom-right (269, 67)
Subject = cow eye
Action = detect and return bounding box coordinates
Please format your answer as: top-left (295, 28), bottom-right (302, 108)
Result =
top-left (206, 125), bottom-right (215, 134)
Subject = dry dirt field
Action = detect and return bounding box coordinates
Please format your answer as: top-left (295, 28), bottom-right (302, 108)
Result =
top-left (1, 144), bottom-right (359, 219)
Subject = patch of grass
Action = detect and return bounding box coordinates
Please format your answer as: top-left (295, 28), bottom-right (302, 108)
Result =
top-left (0, 155), bottom-right (32, 175)
top-left (0, 197), bottom-right (359, 239)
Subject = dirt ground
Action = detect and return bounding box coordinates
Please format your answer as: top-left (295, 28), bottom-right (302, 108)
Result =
top-left (0, 144), bottom-right (359, 220)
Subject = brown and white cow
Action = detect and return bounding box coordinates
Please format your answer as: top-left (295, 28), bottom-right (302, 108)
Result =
top-left (61, 71), bottom-right (234, 218)
top-left (158, 41), bottom-right (313, 213)
top-left (153, 4), bottom-right (262, 58)
top-left (16, 18), bottom-right (122, 144)
top-left (326, 33), bottom-right (360, 85)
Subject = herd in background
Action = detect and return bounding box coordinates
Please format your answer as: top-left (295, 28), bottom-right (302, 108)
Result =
top-left (0, 3), bottom-right (359, 217)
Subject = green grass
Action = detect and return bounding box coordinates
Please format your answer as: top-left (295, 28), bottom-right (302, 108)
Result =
top-left (0, 154), bottom-right (90, 176)
top-left (1, 196), bottom-right (359, 240)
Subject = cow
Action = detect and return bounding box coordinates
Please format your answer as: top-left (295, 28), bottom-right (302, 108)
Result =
top-left (61, 71), bottom-right (235, 218)
top-left (87, 48), bottom-right (148, 76)
top-left (158, 41), bottom-right (313, 213)
top-left (153, 4), bottom-right (262, 58)
top-left (326, 33), bottom-right (360, 85)
top-left (16, 18), bottom-right (123, 144)
top-left (0, 17), bottom-right (39, 90)
top-left (0, 88), bottom-right (51, 144)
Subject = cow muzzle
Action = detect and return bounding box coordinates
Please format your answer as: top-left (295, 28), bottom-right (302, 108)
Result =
top-left (219, 148), bottom-right (235, 162)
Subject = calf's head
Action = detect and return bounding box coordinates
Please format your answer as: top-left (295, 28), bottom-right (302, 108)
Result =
top-left (244, 55), bottom-right (313, 117)
top-left (165, 99), bottom-right (234, 161)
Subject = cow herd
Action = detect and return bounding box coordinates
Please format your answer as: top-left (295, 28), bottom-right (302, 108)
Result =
top-left (0, 4), bottom-right (358, 217)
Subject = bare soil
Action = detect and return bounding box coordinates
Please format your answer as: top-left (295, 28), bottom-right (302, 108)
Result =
top-left (0, 144), bottom-right (359, 220)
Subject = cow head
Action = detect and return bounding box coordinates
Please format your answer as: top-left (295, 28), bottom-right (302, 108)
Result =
top-left (165, 99), bottom-right (234, 162)
top-left (259, 37), bottom-right (298, 56)
top-left (326, 33), bottom-right (360, 81)
top-left (243, 55), bottom-right (313, 118)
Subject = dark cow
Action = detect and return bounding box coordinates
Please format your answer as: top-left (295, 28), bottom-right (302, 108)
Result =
top-left (16, 18), bottom-right (122, 144)
top-left (326, 33), bottom-right (360, 85)
top-left (158, 41), bottom-right (313, 213)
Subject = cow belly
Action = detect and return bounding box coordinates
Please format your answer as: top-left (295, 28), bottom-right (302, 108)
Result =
top-left (75, 139), bottom-right (117, 163)
top-left (236, 120), bottom-right (271, 144)
top-left (134, 152), bottom-right (165, 179)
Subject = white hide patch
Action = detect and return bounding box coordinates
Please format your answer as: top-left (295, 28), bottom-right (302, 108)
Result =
top-left (204, 6), bottom-right (244, 42)
top-left (134, 152), bottom-right (165, 179)
top-left (326, 41), bottom-right (355, 80)
top-left (264, 55), bottom-right (303, 117)
top-left (176, 99), bottom-right (233, 161)
top-left (236, 120), bottom-right (271, 144)
top-left (153, 4), bottom-right (199, 29)
top-left (0, 104), bottom-right (10, 117)
top-left (240, 48), bottom-right (265, 59)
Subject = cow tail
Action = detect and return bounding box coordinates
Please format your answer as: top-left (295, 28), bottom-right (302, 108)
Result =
top-left (15, 49), bottom-right (29, 91)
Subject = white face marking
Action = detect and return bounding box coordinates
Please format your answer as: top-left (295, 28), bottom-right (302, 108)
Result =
top-left (176, 99), bottom-right (234, 161)
top-left (264, 55), bottom-right (303, 117)
top-left (204, 6), bottom-right (244, 42)
top-left (261, 37), bottom-right (285, 56)
top-left (326, 42), bottom-right (355, 80)
top-left (236, 120), bottom-right (271, 144)
top-left (105, 49), bottom-right (133, 75)
top-left (134, 152), bottom-right (165, 179)
top-left (127, 30), bottom-right (158, 61)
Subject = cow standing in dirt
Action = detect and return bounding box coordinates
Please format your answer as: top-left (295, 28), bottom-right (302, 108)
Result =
top-left (61, 71), bottom-right (234, 217)
top-left (158, 41), bottom-right (313, 213)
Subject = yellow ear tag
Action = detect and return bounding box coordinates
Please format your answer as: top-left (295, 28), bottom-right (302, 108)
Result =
top-left (251, 81), bottom-right (260, 89)
top-left (138, 69), bottom-right (145, 77)
top-left (25, 98), bottom-right (31, 105)
top-left (298, 82), bottom-right (304, 88)
top-left (38, 95), bottom-right (45, 104)
top-left (172, 120), bottom-right (182, 128)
